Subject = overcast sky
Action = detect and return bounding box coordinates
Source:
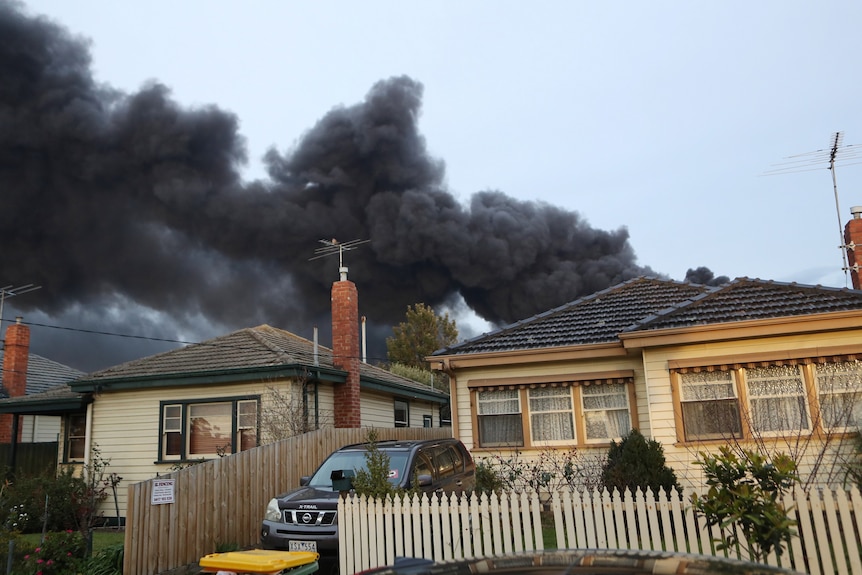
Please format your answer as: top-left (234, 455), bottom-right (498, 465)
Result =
top-left (6, 1), bottom-right (862, 371)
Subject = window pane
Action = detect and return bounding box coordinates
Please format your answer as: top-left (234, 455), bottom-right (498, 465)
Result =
top-left (67, 414), bottom-right (86, 460)
top-left (479, 414), bottom-right (523, 447)
top-left (165, 432), bottom-right (182, 456)
top-left (394, 400), bottom-right (408, 428)
top-left (816, 361), bottom-right (862, 429)
top-left (528, 387), bottom-right (574, 442)
top-left (237, 400), bottom-right (257, 428)
top-left (477, 389), bottom-right (523, 447)
top-left (581, 384), bottom-right (630, 441)
top-left (189, 403), bottom-right (233, 455)
top-left (680, 371), bottom-right (742, 440)
top-left (746, 365), bottom-right (809, 433)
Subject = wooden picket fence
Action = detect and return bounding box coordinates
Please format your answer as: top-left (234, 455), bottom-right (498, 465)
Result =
top-left (122, 426), bottom-right (452, 575)
top-left (339, 485), bottom-right (862, 575)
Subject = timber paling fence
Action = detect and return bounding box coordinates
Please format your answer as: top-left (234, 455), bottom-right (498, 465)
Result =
top-left (122, 427), bottom-right (452, 575)
top-left (339, 485), bottom-right (862, 575)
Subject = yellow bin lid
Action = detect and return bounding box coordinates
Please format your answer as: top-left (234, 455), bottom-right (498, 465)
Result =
top-left (199, 549), bottom-right (319, 574)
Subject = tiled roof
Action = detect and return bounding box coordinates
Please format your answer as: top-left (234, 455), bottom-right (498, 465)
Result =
top-left (633, 277), bottom-right (862, 331)
top-left (0, 351), bottom-right (84, 398)
top-left (77, 325), bottom-right (446, 399)
top-left (436, 277), bottom-right (712, 355)
top-left (434, 276), bottom-right (862, 356)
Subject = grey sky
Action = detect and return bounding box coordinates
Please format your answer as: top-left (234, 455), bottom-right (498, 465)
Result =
top-left (7, 1), bottom-right (862, 370)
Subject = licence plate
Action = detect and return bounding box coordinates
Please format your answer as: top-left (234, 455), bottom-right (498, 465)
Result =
top-left (288, 540), bottom-right (317, 552)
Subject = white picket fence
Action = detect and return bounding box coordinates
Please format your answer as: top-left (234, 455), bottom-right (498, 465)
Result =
top-left (338, 485), bottom-right (862, 575)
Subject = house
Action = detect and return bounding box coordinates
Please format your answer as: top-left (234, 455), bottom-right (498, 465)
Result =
top-left (429, 208), bottom-right (862, 489)
top-left (0, 317), bottom-right (84, 445)
top-left (0, 270), bottom-right (449, 522)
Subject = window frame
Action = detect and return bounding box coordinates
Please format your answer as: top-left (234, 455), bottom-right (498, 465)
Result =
top-left (63, 412), bottom-right (88, 463)
top-left (470, 373), bottom-right (637, 450)
top-left (394, 399), bottom-right (409, 428)
top-left (672, 357), bottom-right (862, 444)
top-left (157, 395), bottom-right (260, 463)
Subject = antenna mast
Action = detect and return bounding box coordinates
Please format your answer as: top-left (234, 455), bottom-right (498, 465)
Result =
top-left (0, 284), bottom-right (41, 329)
top-left (764, 131), bottom-right (862, 285)
top-left (309, 238), bottom-right (370, 280)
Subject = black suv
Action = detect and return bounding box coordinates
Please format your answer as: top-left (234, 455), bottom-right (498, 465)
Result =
top-left (260, 438), bottom-right (474, 561)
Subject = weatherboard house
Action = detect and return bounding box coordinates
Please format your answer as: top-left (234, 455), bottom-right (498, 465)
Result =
top-left (429, 206), bottom-right (862, 489)
top-left (0, 270), bottom-right (448, 522)
top-left (0, 318), bottom-right (84, 445)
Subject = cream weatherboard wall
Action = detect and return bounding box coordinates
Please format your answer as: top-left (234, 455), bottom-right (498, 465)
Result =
top-left (66, 377), bottom-right (449, 521)
top-left (637, 326), bottom-right (862, 488)
top-left (22, 415), bottom-right (60, 443)
top-left (451, 352), bottom-right (649, 467)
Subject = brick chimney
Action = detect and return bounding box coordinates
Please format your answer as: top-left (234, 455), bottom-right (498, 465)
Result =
top-left (845, 205), bottom-right (862, 290)
top-left (331, 267), bottom-right (361, 428)
top-left (0, 318), bottom-right (29, 442)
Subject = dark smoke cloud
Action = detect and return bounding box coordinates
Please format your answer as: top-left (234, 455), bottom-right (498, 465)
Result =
top-left (1, 4), bottom-right (711, 371)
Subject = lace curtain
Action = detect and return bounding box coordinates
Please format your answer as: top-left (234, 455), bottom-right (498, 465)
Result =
top-left (529, 387), bottom-right (575, 442)
top-left (477, 389), bottom-right (524, 446)
top-left (747, 365), bottom-right (809, 433)
top-left (679, 370), bottom-right (742, 440)
top-left (815, 360), bottom-right (862, 429)
top-left (581, 383), bottom-right (630, 440)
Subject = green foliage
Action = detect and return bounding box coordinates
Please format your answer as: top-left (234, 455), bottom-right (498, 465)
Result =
top-left (601, 429), bottom-right (681, 494)
top-left (1, 467), bottom-right (86, 532)
top-left (387, 362), bottom-right (449, 393)
top-left (18, 529), bottom-right (86, 574)
top-left (473, 459), bottom-right (505, 496)
top-left (691, 446), bottom-right (799, 562)
top-left (351, 430), bottom-right (399, 499)
top-left (81, 542), bottom-right (124, 575)
top-left (386, 303), bottom-right (458, 369)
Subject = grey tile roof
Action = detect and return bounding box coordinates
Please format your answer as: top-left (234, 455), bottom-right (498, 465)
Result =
top-left (77, 325), bottom-right (446, 400)
top-left (633, 277), bottom-right (862, 331)
top-left (0, 351), bottom-right (84, 398)
top-left (434, 276), bottom-right (862, 356)
top-left (436, 277), bottom-right (713, 355)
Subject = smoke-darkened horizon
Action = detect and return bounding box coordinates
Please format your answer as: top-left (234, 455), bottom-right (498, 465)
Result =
top-left (0, 3), bottom-right (724, 372)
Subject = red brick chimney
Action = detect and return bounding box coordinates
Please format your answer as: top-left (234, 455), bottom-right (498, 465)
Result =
top-left (331, 267), bottom-right (361, 428)
top-left (0, 317), bottom-right (30, 442)
top-left (845, 205), bottom-right (862, 290)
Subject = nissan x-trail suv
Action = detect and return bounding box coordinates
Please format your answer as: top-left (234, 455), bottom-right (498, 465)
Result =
top-left (260, 438), bottom-right (474, 564)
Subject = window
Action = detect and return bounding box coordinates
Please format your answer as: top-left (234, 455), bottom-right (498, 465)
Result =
top-left (581, 383), bottom-right (632, 442)
top-left (679, 370), bottom-right (742, 441)
top-left (474, 379), bottom-right (635, 449)
top-left (423, 415), bottom-right (433, 428)
top-left (394, 399), bottom-right (409, 428)
top-left (529, 387), bottom-right (575, 443)
top-left (65, 413), bottom-right (87, 462)
top-left (159, 396), bottom-right (259, 461)
top-left (816, 361), bottom-right (862, 430)
top-left (746, 365), bottom-right (809, 434)
top-left (477, 389), bottom-right (524, 447)
top-left (674, 358), bottom-right (862, 442)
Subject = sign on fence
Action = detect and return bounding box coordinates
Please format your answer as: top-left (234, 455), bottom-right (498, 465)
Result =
top-left (151, 479), bottom-right (175, 504)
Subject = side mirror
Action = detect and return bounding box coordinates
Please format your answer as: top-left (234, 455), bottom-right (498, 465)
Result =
top-left (417, 474), bottom-right (433, 487)
top-left (299, 476), bottom-right (311, 486)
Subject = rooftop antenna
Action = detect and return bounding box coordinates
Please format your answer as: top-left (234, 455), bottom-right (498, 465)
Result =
top-left (0, 284), bottom-right (41, 330)
top-left (309, 238), bottom-right (370, 280)
top-left (763, 131), bottom-right (862, 286)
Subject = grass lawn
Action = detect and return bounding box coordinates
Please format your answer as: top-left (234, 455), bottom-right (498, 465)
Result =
top-left (19, 529), bottom-right (125, 553)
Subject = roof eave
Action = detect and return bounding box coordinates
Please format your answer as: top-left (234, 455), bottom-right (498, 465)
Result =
top-left (360, 377), bottom-right (448, 404)
top-left (428, 341), bottom-right (627, 371)
top-left (0, 394), bottom-right (92, 415)
top-left (70, 364), bottom-right (347, 392)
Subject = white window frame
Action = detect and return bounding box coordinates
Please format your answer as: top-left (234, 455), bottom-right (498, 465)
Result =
top-left (477, 389), bottom-right (524, 447)
top-left (528, 386), bottom-right (576, 445)
top-left (159, 396), bottom-right (259, 462)
top-left (744, 365), bottom-right (811, 436)
top-left (679, 370), bottom-right (743, 441)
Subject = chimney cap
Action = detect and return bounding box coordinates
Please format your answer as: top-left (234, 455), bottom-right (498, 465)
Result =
top-left (851, 206), bottom-right (862, 219)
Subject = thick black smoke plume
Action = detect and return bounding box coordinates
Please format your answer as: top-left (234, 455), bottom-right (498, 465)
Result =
top-left (1, 4), bottom-right (707, 371)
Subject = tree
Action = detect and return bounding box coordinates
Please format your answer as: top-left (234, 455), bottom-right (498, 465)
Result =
top-left (386, 303), bottom-right (458, 369)
top-left (601, 429), bottom-right (681, 494)
top-left (691, 446), bottom-right (799, 562)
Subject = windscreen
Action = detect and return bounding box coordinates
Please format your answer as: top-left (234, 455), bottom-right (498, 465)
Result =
top-left (308, 450), bottom-right (410, 489)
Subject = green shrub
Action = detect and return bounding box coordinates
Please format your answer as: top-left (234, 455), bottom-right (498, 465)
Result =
top-left (82, 542), bottom-right (124, 575)
top-left (351, 430), bottom-right (401, 499)
top-left (601, 429), bottom-right (680, 494)
top-left (17, 529), bottom-right (86, 574)
top-left (691, 446), bottom-right (799, 561)
top-left (0, 468), bottom-right (85, 532)
top-left (473, 459), bottom-right (504, 496)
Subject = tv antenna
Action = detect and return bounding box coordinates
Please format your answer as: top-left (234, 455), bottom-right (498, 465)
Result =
top-left (763, 132), bottom-right (862, 285)
top-left (0, 284), bottom-right (41, 329)
top-left (309, 238), bottom-right (370, 278)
